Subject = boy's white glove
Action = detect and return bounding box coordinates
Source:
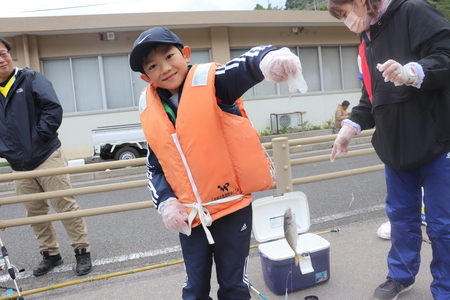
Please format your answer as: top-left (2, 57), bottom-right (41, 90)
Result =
top-left (377, 60), bottom-right (416, 86)
top-left (159, 197), bottom-right (191, 236)
top-left (330, 123), bottom-right (358, 162)
top-left (260, 47), bottom-right (308, 94)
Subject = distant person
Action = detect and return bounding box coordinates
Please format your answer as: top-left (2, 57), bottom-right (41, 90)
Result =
top-left (129, 27), bottom-right (307, 299)
top-left (0, 37), bottom-right (92, 277)
top-left (334, 100), bottom-right (351, 133)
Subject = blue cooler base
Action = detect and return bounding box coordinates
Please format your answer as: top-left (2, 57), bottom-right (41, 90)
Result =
top-left (258, 236), bottom-right (330, 295)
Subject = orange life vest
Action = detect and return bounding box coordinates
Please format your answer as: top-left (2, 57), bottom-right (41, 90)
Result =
top-left (139, 63), bottom-right (274, 242)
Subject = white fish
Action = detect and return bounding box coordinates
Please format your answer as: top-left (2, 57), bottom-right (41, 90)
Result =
top-left (284, 207), bottom-right (302, 266)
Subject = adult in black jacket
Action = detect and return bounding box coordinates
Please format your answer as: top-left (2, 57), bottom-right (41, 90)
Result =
top-left (0, 37), bottom-right (93, 277)
top-left (327, 0), bottom-right (450, 299)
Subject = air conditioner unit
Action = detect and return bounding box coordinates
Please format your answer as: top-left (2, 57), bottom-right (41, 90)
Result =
top-left (106, 32), bottom-right (116, 41)
top-left (271, 112), bottom-right (301, 133)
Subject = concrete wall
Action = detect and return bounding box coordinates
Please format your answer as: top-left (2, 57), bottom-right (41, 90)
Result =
top-left (243, 91), bottom-right (360, 132)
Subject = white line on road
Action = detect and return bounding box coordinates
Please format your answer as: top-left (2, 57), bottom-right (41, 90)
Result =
top-left (0, 245), bottom-right (182, 282)
top-left (1, 204), bottom-right (385, 282)
top-left (311, 204), bottom-right (385, 224)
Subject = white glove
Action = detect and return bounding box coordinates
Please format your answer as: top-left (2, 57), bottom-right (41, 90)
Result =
top-left (260, 47), bottom-right (308, 94)
top-left (159, 197), bottom-right (191, 236)
top-left (377, 60), bottom-right (416, 86)
top-left (330, 123), bottom-right (358, 162)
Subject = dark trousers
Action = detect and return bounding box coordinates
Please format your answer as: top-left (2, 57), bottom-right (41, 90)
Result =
top-left (179, 204), bottom-right (252, 300)
top-left (385, 152), bottom-right (450, 299)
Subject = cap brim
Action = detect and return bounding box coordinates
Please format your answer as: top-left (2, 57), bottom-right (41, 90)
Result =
top-left (130, 43), bottom-right (149, 73)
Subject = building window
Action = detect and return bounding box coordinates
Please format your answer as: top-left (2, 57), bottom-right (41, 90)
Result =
top-left (230, 45), bottom-right (360, 99)
top-left (41, 49), bottom-right (211, 115)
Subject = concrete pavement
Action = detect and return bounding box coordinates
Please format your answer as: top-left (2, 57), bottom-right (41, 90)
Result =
top-left (13, 217), bottom-right (434, 300)
top-left (0, 134), bottom-right (433, 300)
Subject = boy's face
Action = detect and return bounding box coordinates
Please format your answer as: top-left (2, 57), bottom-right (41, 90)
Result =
top-left (141, 44), bottom-right (191, 95)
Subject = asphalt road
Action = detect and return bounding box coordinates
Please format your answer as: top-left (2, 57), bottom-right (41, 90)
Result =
top-left (0, 143), bottom-right (388, 295)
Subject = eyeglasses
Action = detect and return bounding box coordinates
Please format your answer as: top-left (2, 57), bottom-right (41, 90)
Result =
top-left (0, 51), bottom-right (10, 58)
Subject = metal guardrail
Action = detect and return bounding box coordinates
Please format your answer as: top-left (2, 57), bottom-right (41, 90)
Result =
top-left (0, 129), bottom-right (380, 230)
top-left (270, 129), bottom-right (382, 195)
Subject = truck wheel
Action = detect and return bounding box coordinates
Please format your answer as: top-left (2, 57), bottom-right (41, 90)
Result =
top-left (115, 146), bottom-right (140, 160)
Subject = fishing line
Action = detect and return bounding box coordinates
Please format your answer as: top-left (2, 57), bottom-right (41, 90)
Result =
top-left (285, 270), bottom-right (293, 299)
top-left (323, 129), bottom-right (416, 280)
top-left (327, 138), bottom-right (373, 210)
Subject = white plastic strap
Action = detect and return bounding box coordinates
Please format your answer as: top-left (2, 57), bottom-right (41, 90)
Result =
top-left (172, 133), bottom-right (202, 204)
top-left (184, 194), bottom-right (243, 244)
top-left (187, 203), bottom-right (214, 243)
top-left (299, 253), bottom-right (314, 274)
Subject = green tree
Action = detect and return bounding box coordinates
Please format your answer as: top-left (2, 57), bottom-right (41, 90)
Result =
top-left (254, 2), bottom-right (282, 9)
top-left (256, 0), bottom-right (450, 15)
top-left (285, 0), bottom-right (308, 10)
top-left (429, 0), bottom-right (450, 19)
top-left (255, 0), bottom-right (326, 11)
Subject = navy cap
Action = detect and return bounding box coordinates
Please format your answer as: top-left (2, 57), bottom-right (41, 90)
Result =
top-left (130, 27), bottom-right (183, 73)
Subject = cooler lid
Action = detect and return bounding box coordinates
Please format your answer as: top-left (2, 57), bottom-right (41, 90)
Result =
top-left (252, 191), bottom-right (310, 243)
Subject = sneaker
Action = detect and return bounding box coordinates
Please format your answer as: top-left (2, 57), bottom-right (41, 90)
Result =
top-left (33, 251), bottom-right (63, 276)
top-left (74, 248), bottom-right (92, 276)
top-left (374, 278), bottom-right (412, 300)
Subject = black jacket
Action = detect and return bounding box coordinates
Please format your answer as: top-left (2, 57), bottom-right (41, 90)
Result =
top-left (352, 0), bottom-right (450, 170)
top-left (0, 68), bottom-right (62, 171)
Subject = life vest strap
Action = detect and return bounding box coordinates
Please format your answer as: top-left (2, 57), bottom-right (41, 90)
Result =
top-left (184, 194), bottom-right (244, 244)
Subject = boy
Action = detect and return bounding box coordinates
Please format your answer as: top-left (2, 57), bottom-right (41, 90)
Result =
top-left (129, 27), bottom-right (307, 300)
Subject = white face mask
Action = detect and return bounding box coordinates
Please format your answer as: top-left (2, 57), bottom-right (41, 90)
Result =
top-left (344, 4), bottom-right (372, 33)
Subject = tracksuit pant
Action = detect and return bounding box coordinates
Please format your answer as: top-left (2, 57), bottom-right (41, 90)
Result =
top-left (179, 204), bottom-right (252, 300)
top-left (14, 147), bottom-right (90, 255)
top-left (385, 151), bottom-right (450, 299)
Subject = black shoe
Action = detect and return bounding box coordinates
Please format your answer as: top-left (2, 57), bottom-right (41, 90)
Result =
top-left (374, 278), bottom-right (412, 300)
top-left (74, 248), bottom-right (92, 276)
top-left (33, 251), bottom-right (63, 276)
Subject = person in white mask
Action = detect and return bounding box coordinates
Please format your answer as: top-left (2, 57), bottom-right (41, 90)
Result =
top-left (327, 0), bottom-right (450, 300)
top-left (344, 0), bottom-right (372, 33)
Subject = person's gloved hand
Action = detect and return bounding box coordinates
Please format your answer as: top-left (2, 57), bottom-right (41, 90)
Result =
top-left (159, 197), bottom-right (191, 236)
top-left (260, 47), bottom-right (308, 94)
top-left (377, 60), bottom-right (415, 86)
top-left (330, 123), bottom-right (358, 162)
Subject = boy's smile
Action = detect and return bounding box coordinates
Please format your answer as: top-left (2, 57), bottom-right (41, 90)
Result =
top-left (142, 44), bottom-right (191, 95)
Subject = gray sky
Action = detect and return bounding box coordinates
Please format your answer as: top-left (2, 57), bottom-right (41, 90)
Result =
top-left (2, 0), bottom-right (286, 18)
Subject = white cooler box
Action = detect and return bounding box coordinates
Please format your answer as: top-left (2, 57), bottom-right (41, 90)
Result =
top-left (252, 191), bottom-right (331, 295)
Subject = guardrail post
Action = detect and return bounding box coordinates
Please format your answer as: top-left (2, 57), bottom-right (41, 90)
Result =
top-left (271, 137), bottom-right (293, 196)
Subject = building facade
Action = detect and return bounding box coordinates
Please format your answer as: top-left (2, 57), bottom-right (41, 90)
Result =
top-left (1, 10), bottom-right (361, 159)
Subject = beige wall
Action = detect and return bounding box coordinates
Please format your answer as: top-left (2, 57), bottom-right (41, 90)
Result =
top-left (210, 27), bottom-right (231, 63)
top-left (228, 26), bottom-right (357, 48)
top-left (11, 25), bottom-right (358, 69)
top-left (35, 28), bottom-right (213, 59)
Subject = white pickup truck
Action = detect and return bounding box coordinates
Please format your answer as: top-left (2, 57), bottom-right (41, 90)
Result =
top-left (91, 123), bottom-right (147, 160)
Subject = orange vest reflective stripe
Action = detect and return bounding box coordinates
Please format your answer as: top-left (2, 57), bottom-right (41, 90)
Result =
top-left (139, 63), bottom-right (273, 232)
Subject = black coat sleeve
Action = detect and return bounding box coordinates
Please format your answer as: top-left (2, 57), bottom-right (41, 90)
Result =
top-left (214, 45), bottom-right (277, 105)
